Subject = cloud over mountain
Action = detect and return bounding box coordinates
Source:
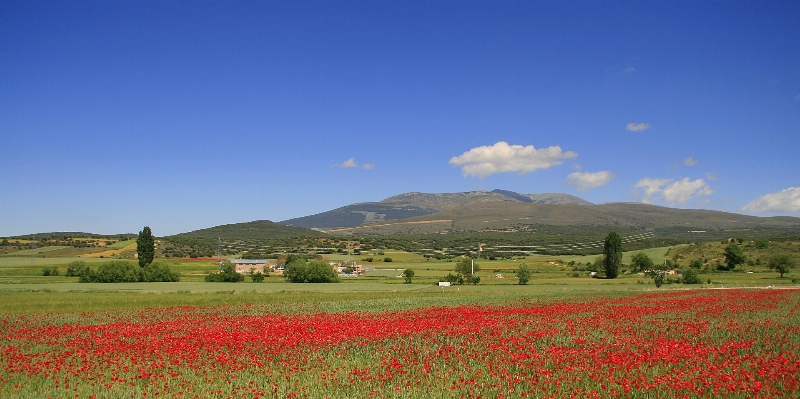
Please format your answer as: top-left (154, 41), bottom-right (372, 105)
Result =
top-left (634, 177), bottom-right (714, 205)
top-left (450, 141), bottom-right (577, 178)
top-left (567, 171), bottom-right (614, 191)
top-left (740, 187), bottom-right (800, 214)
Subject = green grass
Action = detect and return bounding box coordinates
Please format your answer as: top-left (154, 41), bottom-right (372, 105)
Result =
top-left (0, 256), bottom-right (111, 267)
top-left (2, 245), bottom-right (69, 256)
top-left (0, 281), bottom-right (659, 315)
top-left (1, 244), bottom-right (797, 315)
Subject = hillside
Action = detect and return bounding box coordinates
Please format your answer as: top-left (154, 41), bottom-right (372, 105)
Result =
top-left (324, 200), bottom-right (800, 242)
top-left (168, 220), bottom-right (326, 240)
top-left (280, 203), bottom-right (438, 229)
top-left (280, 189), bottom-right (592, 229)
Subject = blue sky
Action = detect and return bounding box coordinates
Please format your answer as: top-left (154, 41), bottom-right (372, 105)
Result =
top-left (1, 1), bottom-right (799, 237)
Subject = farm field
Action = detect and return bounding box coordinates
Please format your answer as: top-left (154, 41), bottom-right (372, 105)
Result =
top-left (1, 288), bottom-right (798, 398)
top-left (1, 241), bottom-right (799, 397)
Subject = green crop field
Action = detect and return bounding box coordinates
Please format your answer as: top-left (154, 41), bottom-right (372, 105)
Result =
top-left (3, 245), bottom-right (69, 256)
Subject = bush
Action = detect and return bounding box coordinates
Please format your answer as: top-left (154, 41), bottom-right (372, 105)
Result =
top-left (66, 261), bottom-right (90, 277)
top-left (442, 273), bottom-right (464, 285)
top-left (141, 262), bottom-right (180, 282)
top-left (205, 261), bottom-right (244, 282)
top-left (251, 272), bottom-right (265, 283)
top-left (41, 266), bottom-right (59, 276)
top-left (79, 261), bottom-right (180, 283)
top-left (383, 257), bottom-right (393, 262)
top-left (284, 259), bottom-right (338, 283)
top-left (681, 268), bottom-right (702, 284)
top-left (81, 261), bottom-right (141, 283)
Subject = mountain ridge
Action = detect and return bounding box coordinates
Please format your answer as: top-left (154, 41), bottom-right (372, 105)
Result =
top-left (281, 190), bottom-right (593, 229)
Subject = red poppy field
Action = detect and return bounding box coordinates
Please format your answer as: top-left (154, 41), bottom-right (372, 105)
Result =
top-left (2, 289), bottom-right (799, 398)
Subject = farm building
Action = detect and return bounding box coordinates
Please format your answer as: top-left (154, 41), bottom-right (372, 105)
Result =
top-left (231, 259), bottom-right (273, 274)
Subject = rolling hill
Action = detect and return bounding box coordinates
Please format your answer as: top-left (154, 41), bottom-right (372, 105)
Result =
top-left (168, 220), bottom-right (327, 240)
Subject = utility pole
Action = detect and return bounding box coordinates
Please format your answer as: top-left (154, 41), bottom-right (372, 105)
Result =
top-left (218, 238), bottom-right (222, 271)
top-left (31, 234), bottom-right (35, 267)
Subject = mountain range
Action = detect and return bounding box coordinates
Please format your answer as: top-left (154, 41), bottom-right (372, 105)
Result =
top-left (271, 189), bottom-right (800, 240)
top-left (12, 190), bottom-right (796, 243)
top-left (280, 189), bottom-right (592, 230)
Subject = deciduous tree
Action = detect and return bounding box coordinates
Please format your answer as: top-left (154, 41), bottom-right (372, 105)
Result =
top-left (517, 263), bottom-right (531, 285)
top-left (768, 254), bottom-right (796, 278)
top-left (724, 243), bottom-right (745, 270)
top-left (455, 258), bottom-right (480, 284)
top-left (630, 252), bottom-right (653, 273)
top-left (402, 269), bottom-right (415, 284)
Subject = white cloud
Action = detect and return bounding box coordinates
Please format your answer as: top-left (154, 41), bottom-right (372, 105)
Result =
top-left (662, 178), bottom-right (715, 204)
top-left (626, 122), bottom-right (651, 132)
top-left (332, 158), bottom-right (373, 169)
top-left (740, 187), bottom-right (800, 214)
top-left (633, 177), bottom-right (714, 205)
top-left (567, 171), bottom-right (614, 191)
top-left (705, 172), bottom-right (720, 181)
top-left (633, 178), bottom-right (671, 203)
top-left (340, 158), bottom-right (357, 168)
top-left (683, 157), bottom-right (699, 166)
top-left (449, 141), bottom-right (577, 178)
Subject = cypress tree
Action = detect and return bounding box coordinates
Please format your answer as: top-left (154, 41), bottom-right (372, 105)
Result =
top-left (603, 231), bottom-right (622, 279)
top-left (137, 226), bottom-right (155, 267)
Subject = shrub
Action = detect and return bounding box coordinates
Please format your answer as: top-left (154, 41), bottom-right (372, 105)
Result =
top-left (141, 262), bottom-right (180, 282)
top-left (284, 259), bottom-right (338, 283)
top-left (383, 257), bottom-right (393, 262)
top-left (41, 266), bottom-right (59, 276)
top-left (205, 261), bottom-right (244, 282)
top-left (251, 272), bottom-right (265, 283)
top-left (79, 261), bottom-right (179, 283)
top-left (442, 273), bottom-right (464, 285)
top-left (681, 268), bottom-right (702, 284)
top-left (81, 261), bottom-right (140, 283)
top-left (66, 261), bottom-right (90, 277)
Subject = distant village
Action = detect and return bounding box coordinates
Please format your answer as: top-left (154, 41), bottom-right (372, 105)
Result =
top-left (230, 258), bottom-right (366, 278)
